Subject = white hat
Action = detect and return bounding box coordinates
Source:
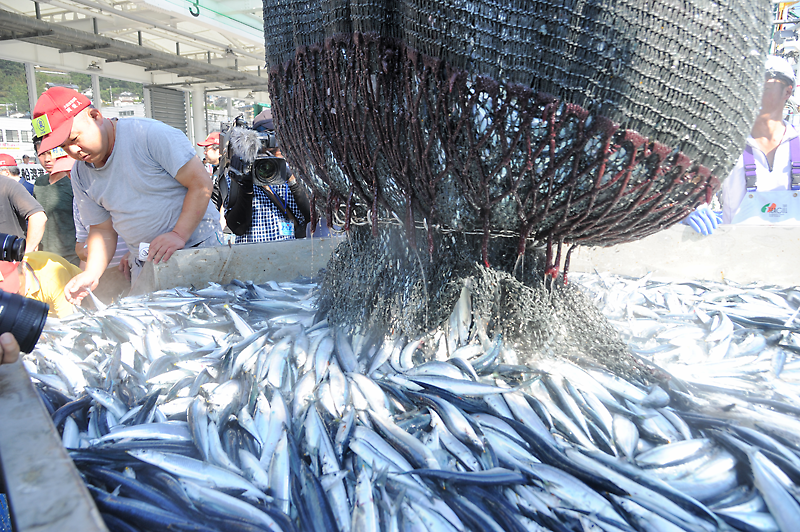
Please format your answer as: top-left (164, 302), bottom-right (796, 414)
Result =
top-left (765, 55), bottom-right (796, 86)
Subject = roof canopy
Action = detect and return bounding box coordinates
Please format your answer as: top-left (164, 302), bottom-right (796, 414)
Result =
top-left (0, 0), bottom-right (269, 99)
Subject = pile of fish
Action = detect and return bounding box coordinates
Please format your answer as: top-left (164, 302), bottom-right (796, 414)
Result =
top-left (22, 274), bottom-right (800, 532)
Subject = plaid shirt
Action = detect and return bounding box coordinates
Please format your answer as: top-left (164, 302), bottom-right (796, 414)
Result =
top-left (226, 176), bottom-right (305, 243)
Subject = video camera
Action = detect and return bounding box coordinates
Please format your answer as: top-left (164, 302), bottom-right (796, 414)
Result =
top-left (219, 115), bottom-right (288, 187)
top-left (0, 233), bottom-right (48, 353)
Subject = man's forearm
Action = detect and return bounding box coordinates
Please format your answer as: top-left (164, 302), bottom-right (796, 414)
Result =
top-left (85, 227), bottom-right (117, 277)
top-left (172, 185), bottom-right (211, 242)
top-left (25, 211), bottom-right (47, 253)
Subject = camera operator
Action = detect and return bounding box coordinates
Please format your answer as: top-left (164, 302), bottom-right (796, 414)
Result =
top-left (220, 115), bottom-right (311, 243)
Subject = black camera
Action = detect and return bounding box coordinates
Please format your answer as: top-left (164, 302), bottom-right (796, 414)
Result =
top-left (0, 291), bottom-right (48, 353)
top-left (0, 233), bottom-right (25, 262)
top-left (0, 233), bottom-right (49, 353)
top-left (253, 156), bottom-right (288, 187)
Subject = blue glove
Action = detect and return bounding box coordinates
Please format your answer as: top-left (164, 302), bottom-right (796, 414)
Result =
top-left (684, 205), bottom-right (722, 235)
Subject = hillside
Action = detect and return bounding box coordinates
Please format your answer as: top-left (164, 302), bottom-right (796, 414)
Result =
top-left (0, 59), bottom-right (144, 116)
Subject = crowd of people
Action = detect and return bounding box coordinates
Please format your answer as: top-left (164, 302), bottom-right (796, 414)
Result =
top-left (0, 87), bottom-right (316, 348)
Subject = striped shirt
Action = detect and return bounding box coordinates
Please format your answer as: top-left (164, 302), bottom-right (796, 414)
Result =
top-left (73, 200), bottom-right (129, 268)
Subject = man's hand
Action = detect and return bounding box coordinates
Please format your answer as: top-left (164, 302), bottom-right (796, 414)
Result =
top-left (0, 332), bottom-right (20, 364)
top-left (119, 252), bottom-right (131, 281)
top-left (148, 230), bottom-right (187, 264)
top-left (64, 271), bottom-right (100, 304)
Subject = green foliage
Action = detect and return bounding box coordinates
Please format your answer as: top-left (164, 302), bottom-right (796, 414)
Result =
top-left (0, 60), bottom-right (30, 115)
top-left (0, 59), bottom-right (145, 115)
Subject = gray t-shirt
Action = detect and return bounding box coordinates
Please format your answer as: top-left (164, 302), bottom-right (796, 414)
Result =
top-left (71, 117), bottom-right (220, 256)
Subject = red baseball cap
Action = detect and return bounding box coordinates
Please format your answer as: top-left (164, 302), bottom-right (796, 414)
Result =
top-left (197, 132), bottom-right (220, 146)
top-left (51, 153), bottom-right (75, 174)
top-left (0, 154), bottom-right (16, 167)
top-left (32, 87), bottom-right (92, 155)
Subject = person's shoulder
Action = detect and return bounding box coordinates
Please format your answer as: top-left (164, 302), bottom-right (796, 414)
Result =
top-left (26, 251), bottom-right (76, 271)
top-left (5, 177), bottom-right (33, 196)
top-left (33, 172), bottom-right (49, 186)
top-left (120, 116), bottom-right (181, 135)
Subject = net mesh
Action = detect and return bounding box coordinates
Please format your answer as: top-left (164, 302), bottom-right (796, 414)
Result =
top-left (263, 0), bottom-right (770, 257)
top-left (318, 225), bottom-right (654, 383)
top-left (264, 0), bottom-right (770, 371)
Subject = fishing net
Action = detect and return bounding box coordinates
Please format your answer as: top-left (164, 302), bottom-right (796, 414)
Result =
top-left (317, 225), bottom-right (654, 384)
top-left (263, 0), bottom-right (771, 265)
top-left (263, 0), bottom-right (770, 374)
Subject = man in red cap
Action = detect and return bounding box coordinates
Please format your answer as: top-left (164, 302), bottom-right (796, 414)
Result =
top-left (32, 87), bottom-right (220, 303)
top-left (198, 131), bottom-right (220, 175)
top-left (0, 153), bottom-right (34, 195)
top-left (0, 153), bottom-right (47, 254)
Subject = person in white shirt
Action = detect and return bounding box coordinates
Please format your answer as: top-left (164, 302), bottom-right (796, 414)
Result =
top-left (686, 55), bottom-right (800, 234)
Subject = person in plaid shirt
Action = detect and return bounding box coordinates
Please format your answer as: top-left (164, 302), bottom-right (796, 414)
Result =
top-left (221, 113), bottom-right (311, 243)
top-left (226, 151), bottom-right (309, 243)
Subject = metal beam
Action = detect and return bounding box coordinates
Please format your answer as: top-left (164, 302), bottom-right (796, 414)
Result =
top-left (58, 43), bottom-right (111, 53)
top-left (104, 53), bottom-right (152, 63)
top-left (144, 63), bottom-right (185, 72)
top-left (178, 70), bottom-right (218, 78)
top-left (0, 30), bottom-right (53, 41)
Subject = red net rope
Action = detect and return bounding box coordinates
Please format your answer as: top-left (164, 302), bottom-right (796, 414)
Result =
top-left (270, 34), bottom-right (719, 273)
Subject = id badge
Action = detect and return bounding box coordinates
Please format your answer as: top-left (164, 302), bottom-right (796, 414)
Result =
top-left (278, 220), bottom-right (294, 237)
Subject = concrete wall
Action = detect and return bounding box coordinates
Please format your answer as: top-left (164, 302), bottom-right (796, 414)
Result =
top-left (129, 226), bottom-right (800, 295)
top-left (568, 225), bottom-right (800, 285)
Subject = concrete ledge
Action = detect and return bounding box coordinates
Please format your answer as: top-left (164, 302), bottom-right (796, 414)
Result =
top-left (569, 225), bottom-right (800, 285)
top-left (0, 361), bottom-right (107, 532)
top-left (129, 226), bottom-right (799, 295)
top-left (130, 237), bottom-right (341, 295)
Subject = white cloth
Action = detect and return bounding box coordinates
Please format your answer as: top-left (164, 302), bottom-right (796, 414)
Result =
top-left (722, 122), bottom-right (800, 224)
top-left (729, 189), bottom-right (800, 224)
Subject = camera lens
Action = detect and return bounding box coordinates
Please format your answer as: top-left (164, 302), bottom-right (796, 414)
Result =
top-left (0, 234), bottom-right (25, 262)
top-left (256, 159), bottom-right (278, 181)
top-left (253, 158), bottom-right (287, 186)
top-left (0, 291), bottom-right (49, 353)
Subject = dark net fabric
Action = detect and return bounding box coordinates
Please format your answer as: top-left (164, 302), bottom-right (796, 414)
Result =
top-left (317, 225), bottom-right (655, 384)
top-left (263, 0), bottom-right (770, 258)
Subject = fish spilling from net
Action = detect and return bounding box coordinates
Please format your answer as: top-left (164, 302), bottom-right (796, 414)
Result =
top-left (25, 276), bottom-right (800, 532)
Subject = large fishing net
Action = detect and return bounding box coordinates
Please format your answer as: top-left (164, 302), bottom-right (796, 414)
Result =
top-left (263, 0), bottom-right (771, 370)
top-left (264, 0), bottom-right (771, 265)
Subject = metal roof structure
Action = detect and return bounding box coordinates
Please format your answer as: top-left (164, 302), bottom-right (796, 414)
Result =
top-left (0, 0), bottom-right (269, 99)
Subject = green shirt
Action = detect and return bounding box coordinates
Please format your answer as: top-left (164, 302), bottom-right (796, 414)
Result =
top-left (33, 173), bottom-right (79, 266)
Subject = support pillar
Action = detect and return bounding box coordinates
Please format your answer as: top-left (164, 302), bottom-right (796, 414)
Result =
top-left (191, 86), bottom-right (205, 157)
top-left (24, 63), bottom-right (37, 113)
top-left (91, 74), bottom-right (102, 110)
